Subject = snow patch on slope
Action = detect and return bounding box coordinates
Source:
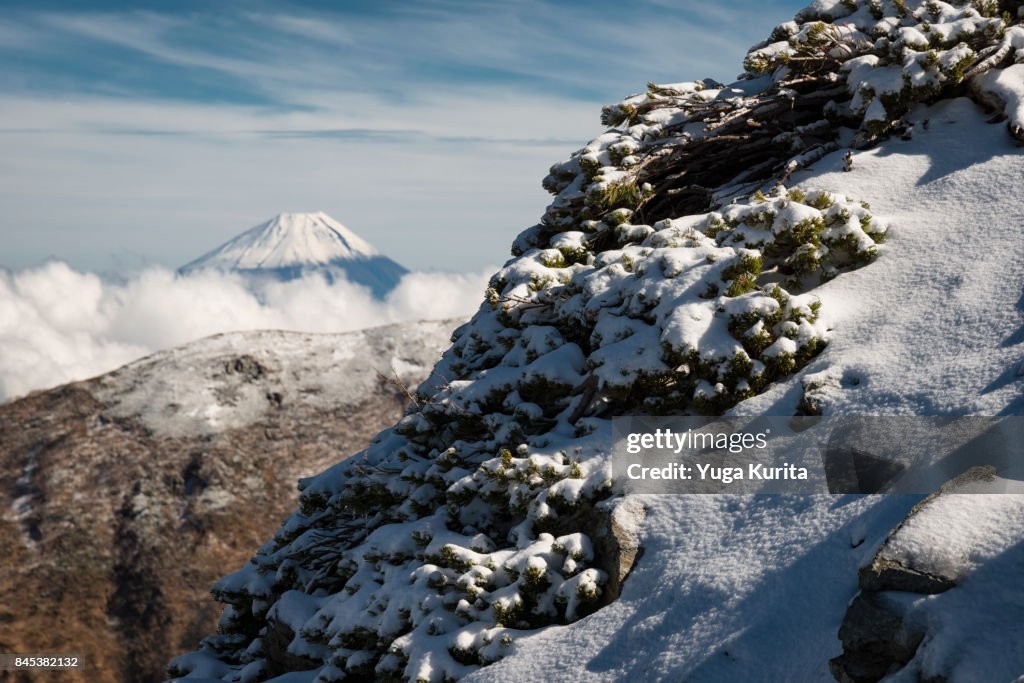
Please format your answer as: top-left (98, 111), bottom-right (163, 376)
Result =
top-left (92, 321), bottom-right (456, 439)
top-left (464, 96), bottom-right (1024, 682)
top-left (466, 494), bottom-right (913, 683)
top-left (738, 97), bottom-right (1024, 416)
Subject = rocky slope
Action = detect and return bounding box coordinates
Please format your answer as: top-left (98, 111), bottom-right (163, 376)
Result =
top-left (170, 1), bottom-right (1024, 681)
top-left (0, 321), bottom-right (456, 683)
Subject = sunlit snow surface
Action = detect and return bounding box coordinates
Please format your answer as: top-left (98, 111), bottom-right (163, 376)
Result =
top-left (738, 98), bottom-right (1024, 417)
top-left (171, 100), bottom-right (1024, 683)
top-left (464, 98), bottom-right (1024, 682)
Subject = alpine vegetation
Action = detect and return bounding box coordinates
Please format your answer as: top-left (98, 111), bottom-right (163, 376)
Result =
top-left (171, 1), bottom-right (1024, 681)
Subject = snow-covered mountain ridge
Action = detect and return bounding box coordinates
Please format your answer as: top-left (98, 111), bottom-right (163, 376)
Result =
top-left (180, 213), bottom-right (408, 297)
top-left (0, 320), bottom-right (457, 683)
top-left (172, 2), bottom-right (1024, 682)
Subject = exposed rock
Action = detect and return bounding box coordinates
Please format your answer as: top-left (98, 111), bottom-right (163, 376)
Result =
top-left (857, 558), bottom-right (956, 595)
top-left (829, 593), bottom-right (925, 683)
top-left (859, 467), bottom-right (998, 593)
top-left (591, 497), bottom-right (645, 606)
top-left (830, 467), bottom-right (1009, 683)
top-left (0, 321), bottom-right (456, 683)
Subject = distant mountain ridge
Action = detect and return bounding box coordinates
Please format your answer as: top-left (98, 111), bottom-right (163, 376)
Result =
top-left (179, 212), bottom-right (408, 297)
top-left (0, 320), bottom-right (457, 683)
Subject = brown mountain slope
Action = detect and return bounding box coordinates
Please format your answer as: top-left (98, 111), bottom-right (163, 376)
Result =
top-left (0, 321), bottom-right (457, 683)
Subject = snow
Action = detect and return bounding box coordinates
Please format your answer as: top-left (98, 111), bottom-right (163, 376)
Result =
top-left (872, 489), bottom-right (1024, 682)
top-left (882, 494), bottom-right (1024, 582)
top-left (179, 212), bottom-right (409, 297)
top-left (92, 321), bottom-right (456, 439)
top-left (171, 1), bottom-right (1024, 681)
top-left (180, 98), bottom-right (1023, 683)
top-left (975, 63), bottom-right (1024, 133)
top-left (740, 98), bottom-right (1024, 416)
top-left (269, 591), bottom-right (327, 635)
top-left (467, 494), bottom-right (916, 682)
top-left (462, 95), bottom-right (1024, 682)
top-left (184, 212), bottom-right (381, 269)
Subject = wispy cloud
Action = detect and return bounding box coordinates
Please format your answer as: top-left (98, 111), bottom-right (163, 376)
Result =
top-left (0, 1), bottom-right (807, 272)
top-left (16, 2), bottom-right (781, 103)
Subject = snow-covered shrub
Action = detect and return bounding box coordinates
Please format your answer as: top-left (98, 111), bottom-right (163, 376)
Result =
top-left (546, 0), bottom-right (1024, 229)
top-left (168, 1), bottom-right (1024, 681)
top-left (169, 183), bottom-right (884, 682)
top-left (748, 0), bottom-right (1023, 134)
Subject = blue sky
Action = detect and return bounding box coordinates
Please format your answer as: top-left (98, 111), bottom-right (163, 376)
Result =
top-left (0, 0), bottom-right (807, 273)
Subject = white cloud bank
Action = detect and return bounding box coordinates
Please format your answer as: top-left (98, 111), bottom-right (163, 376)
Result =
top-left (0, 262), bottom-right (491, 402)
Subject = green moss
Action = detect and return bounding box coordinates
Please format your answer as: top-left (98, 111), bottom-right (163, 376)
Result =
top-left (691, 384), bottom-right (731, 415)
top-left (439, 545), bottom-right (473, 573)
top-left (600, 102), bottom-right (638, 127)
top-left (796, 336), bottom-right (826, 363)
top-left (808, 298), bottom-right (822, 322)
top-left (724, 351), bottom-right (754, 384)
top-left (521, 564), bottom-right (551, 593)
top-left (782, 243), bottom-right (822, 278)
top-left (789, 216), bottom-right (825, 244)
top-left (338, 482), bottom-right (403, 515)
top-left (299, 491), bottom-right (329, 515)
top-left (703, 215), bottom-right (729, 238)
top-left (557, 244), bottom-right (590, 265)
top-left (756, 283), bottom-right (782, 308)
top-left (449, 645), bottom-right (480, 667)
top-left (529, 273), bottom-right (555, 292)
top-left (947, 50), bottom-right (977, 84)
top-left (518, 375), bottom-right (573, 408)
top-left (492, 597), bottom-right (524, 627)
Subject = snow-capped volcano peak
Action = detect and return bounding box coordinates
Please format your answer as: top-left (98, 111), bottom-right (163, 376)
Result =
top-left (180, 212), bottom-right (408, 297)
top-left (189, 212), bottom-right (380, 270)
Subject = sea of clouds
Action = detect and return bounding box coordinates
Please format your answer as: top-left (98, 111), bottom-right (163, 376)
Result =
top-left (0, 261), bottom-right (492, 401)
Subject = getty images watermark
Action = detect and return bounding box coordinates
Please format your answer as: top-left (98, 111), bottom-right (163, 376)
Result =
top-left (612, 416), bottom-right (1024, 494)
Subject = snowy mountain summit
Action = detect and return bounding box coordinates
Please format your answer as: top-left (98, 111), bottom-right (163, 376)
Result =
top-left (179, 212), bottom-right (408, 297)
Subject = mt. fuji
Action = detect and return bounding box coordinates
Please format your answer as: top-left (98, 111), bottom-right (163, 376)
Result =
top-left (179, 212), bottom-right (408, 297)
